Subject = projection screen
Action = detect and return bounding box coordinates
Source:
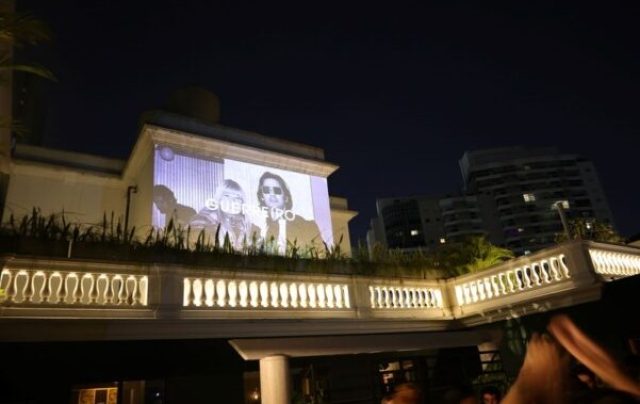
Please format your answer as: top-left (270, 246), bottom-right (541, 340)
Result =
top-left (152, 144), bottom-right (333, 254)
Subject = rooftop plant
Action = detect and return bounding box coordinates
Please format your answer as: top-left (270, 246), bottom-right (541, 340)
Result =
top-left (0, 209), bottom-right (515, 278)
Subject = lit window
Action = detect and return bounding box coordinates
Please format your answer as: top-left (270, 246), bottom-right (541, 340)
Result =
top-left (439, 238), bottom-right (446, 244)
top-left (523, 193), bottom-right (536, 203)
top-left (410, 229), bottom-right (419, 236)
top-left (517, 227), bottom-right (524, 233)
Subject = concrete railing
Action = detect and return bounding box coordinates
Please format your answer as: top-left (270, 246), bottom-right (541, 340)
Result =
top-left (0, 264), bottom-right (148, 307)
top-left (588, 244), bottom-right (640, 278)
top-left (183, 275), bottom-right (351, 310)
top-left (449, 253), bottom-right (570, 308)
top-left (1, 241), bottom-right (639, 324)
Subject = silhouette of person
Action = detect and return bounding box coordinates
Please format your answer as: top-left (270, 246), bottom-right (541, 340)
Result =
top-left (153, 185), bottom-right (196, 227)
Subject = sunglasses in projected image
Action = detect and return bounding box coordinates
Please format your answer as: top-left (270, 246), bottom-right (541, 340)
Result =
top-left (261, 186), bottom-right (283, 195)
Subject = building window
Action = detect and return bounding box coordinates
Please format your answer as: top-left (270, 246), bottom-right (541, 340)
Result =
top-left (523, 193), bottom-right (536, 203)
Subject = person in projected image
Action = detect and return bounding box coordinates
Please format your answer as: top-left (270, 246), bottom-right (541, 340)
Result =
top-left (256, 171), bottom-right (321, 254)
top-left (189, 179), bottom-right (260, 250)
top-left (153, 185), bottom-right (197, 227)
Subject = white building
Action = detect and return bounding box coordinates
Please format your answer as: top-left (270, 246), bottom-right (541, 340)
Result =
top-left (3, 110), bottom-right (357, 257)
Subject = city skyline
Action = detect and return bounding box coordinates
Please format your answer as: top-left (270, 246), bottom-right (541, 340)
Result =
top-left (16, 0), bottom-right (640, 243)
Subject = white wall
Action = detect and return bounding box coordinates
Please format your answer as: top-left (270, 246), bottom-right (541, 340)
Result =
top-left (6, 161), bottom-right (126, 226)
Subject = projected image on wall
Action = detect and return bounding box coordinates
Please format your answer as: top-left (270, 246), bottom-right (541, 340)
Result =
top-left (153, 144), bottom-right (333, 254)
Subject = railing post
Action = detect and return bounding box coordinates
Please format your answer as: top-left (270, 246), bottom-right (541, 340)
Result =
top-left (562, 241), bottom-right (600, 284)
top-left (438, 279), bottom-right (456, 317)
top-left (147, 266), bottom-right (184, 318)
top-left (351, 276), bottom-right (372, 319)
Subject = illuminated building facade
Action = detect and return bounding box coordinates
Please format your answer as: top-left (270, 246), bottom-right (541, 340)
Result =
top-left (3, 109), bottom-right (357, 257)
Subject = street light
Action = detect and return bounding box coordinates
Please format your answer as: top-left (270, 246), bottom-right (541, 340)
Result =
top-left (551, 200), bottom-right (572, 240)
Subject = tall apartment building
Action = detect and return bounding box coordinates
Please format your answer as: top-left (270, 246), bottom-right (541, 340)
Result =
top-left (460, 146), bottom-right (615, 254)
top-left (368, 146), bottom-right (615, 255)
top-left (367, 196), bottom-right (443, 252)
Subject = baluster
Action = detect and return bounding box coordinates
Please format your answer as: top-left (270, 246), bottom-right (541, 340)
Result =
top-left (13, 270), bottom-right (30, 304)
top-left (418, 289), bottom-right (425, 308)
top-left (334, 285), bottom-right (342, 308)
top-left (83, 274), bottom-right (97, 304)
top-left (315, 284), bottom-right (324, 308)
top-left (325, 284), bottom-right (334, 308)
top-left (65, 273), bottom-right (79, 304)
top-left (269, 282), bottom-right (279, 308)
top-left (518, 269), bottom-right (527, 289)
top-left (540, 261), bottom-right (551, 283)
top-left (532, 264), bottom-right (542, 285)
top-left (523, 267), bottom-right (532, 288)
top-left (138, 276), bottom-right (148, 306)
top-left (96, 274), bottom-right (109, 305)
top-left (477, 280), bottom-right (486, 301)
top-left (47, 272), bottom-right (63, 304)
top-left (505, 271), bottom-right (515, 293)
top-left (462, 284), bottom-right (471, 305)
top-left (391, 288), bottom-right (399, 308)
top-left (410, 289), bottom-right (417, 308)
top-left (259, 281), bottom-right (269, 308)
top-left (125, 276), bottom-right (137, 306)
top-left (370, 286), bottom-right (377, 308)
top-left (249, 281), bottom-right (259, 308)
top-left (307, 284), bottom-right (316, 308)
top-left (133, 276), bottom-right (143, 306)
top-left (0, 269), bottom-right (12, 303)
top-left (204, 279), bottom-right (215, 307)
top-left (381, 287), bottom-right (389, 308)
top-left (343, 285), bottom-right (351, 308)
top-left (228, 281), bottom-right (238, 307)
top-left (289, 283), bottom-right (298, 308)
top-left (183, 278), bottom-right (192, 307)
top-left (298, 283), bottom-right (307, 308)
top-left (216, 280), bottom-right (227, 307)
top-left (482, 278), bottom-right (492, 299)
top-left (279, 283), bottom-right (288, 308)
top-left (470, 282), bottom-right (478, 302)
top-left (559, 255), bottom-right (570, 278)
top-left (490, 275), bottom-right (500, 297)
top-left (238, 281), bottom-right (248, 308)
top-left (549, 258), bottom-right (561, 280)
top-left (88, 274), bottom-right (100, 304)
top-left (30, 271), bottom-right (47, 304)
top-left (192, 278), bottom-right (203, 307)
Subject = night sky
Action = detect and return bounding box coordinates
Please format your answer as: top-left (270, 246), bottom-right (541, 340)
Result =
top-left (16, 0), bottom-right (640, 243)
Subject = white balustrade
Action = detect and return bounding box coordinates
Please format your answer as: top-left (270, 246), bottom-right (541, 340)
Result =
top-left (182, 277), bottom-right (351, 310)
top-left (0, 268), bottom-right (148, 307)
top-left (452, 254), bottom-right (569, 307)
top-left (589, 249), bottom-right (640, 277)
top-left (368, 285), bottom-right (444, 309)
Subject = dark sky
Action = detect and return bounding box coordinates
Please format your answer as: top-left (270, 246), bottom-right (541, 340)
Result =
top-left (17, 0), bottom-right (640, 242)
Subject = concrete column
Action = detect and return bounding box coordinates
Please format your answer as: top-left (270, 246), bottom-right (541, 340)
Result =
top-left (259, 355), bottom-right (291, 404)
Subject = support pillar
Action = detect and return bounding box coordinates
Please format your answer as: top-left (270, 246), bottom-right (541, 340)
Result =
top-left (259, 355), bottom-right (291, 404)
